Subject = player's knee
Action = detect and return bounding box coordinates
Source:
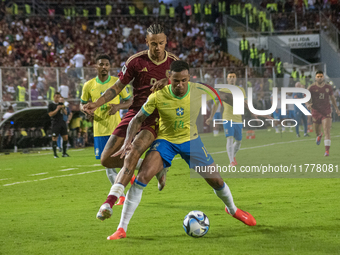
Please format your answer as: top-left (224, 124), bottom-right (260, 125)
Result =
top-left (211, 178), bottom-right (224, 190)
top-left (136, 173), bottom-right (150, 185)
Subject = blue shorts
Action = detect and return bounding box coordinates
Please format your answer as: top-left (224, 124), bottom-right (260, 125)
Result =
top-left (94, 136), bottom-right (110, 160)
top-left (147, 136), bottom-right (214, 169)
top-left (282, 110), bottom-right (294, 119)
top-left (273, 109), bottom-right (281, 120)
top-left (213, 112), bottom-right (221, 119)
top-left (223, 121), bottom-right (243, 141)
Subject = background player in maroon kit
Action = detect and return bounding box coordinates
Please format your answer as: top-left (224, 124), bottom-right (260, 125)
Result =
top-left (306, 71), bottom-right (340, 156)
top-left (83, 24), bottom-right (179, 220)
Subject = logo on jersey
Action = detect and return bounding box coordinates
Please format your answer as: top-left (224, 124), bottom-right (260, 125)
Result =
top-left (95, 148), bottom-right (99, 157)
top-left (122, 65), bottom-right (127, 75)
top-left (176, 107), bottom-right (184, 116)
top-left (140, 67), bottom-right (148, 72)
top-left (326, 88), bottom-right (329, 93)
top-left (150, 142), bottom-right (160, 151)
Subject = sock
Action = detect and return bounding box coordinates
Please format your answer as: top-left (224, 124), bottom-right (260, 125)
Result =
top-left (118, 180), bottom-right (147, 232)
top-left (106, 169), bottom-right (126, 197)
top-left (135, 159), bottom-right (143, 170)
top-left (233, 140), bottom-right (241, 157)
top-left (282, 127), bottom-right (285, 132)
top-left (106, 168), bottom-right (118, 185)
top-left (52, 141), bottom-right (57, 155)
top-left (275, 127), bottom-right (279, 132)
top-left (226, 137), bottom-right (234, 164)
top-left (213, 130), bottom-right (219, 136)
top-left (105, 183), bottom-right (125, 207)
top-left (62, 140), bottom-right (67, 154)
top-left (324, 139), bottom-right (331, 151)
top-left (214, 182), bottom-right (237, 215)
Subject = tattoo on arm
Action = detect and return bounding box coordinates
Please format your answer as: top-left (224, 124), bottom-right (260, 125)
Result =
top-left (124, 168), bottom-right (131, 175)
top-left (103, 88), bottom-right (117, 103)
top-left (126, 111), bottom-right (147, 143)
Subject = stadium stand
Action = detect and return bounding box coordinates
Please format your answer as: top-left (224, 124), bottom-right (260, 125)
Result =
top-left (1, 0), bottom-right (340, 152)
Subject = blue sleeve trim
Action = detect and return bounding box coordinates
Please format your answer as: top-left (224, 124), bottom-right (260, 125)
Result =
top-left (122, 95), bottom-right (132, 101)
top-left (80, 99), bottom-right (88, 104)
top-left (141, 106), bottom-right (151, 116)
top-left (134, 179), bottom-right (147, 187)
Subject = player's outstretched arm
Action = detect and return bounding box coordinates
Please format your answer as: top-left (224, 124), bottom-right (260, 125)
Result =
top-left (219, 91), bottom-right (233, 105)
top-left (206, 103), bottom-right (219, 125)
top-left (109, 97), bottom-right (133, 115)
top-left (112, 110), bottom-right (148, 158)
top-left (330, 95), bottom-right (340, 116)
top-left (150, 78), bottom-right (169, 93)
top-left (83, 80), bottom-right (126, 114)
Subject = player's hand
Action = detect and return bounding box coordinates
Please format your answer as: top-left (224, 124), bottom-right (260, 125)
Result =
top-left (57, 105), bottom-right (63, 110)
top-left (205, 117), bottom-right (213, 125)
top-left (83, 102), bottom-right (97, 115)
top-left (336, 108), bottom-right (340, 116)
top-left (112, 140), bottom-right (132, 159)
top-left (109, 104), bottom-right (119, 115)
top-left (150, 78), bottom-right (168, 93)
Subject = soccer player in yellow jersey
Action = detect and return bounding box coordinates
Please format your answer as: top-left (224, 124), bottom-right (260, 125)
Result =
top-left (207, 71), bottom-right (255, 167)
top-left (80, 54), bottom-right (133, 205)
top-left (105, 60), bottom-right (256, 240)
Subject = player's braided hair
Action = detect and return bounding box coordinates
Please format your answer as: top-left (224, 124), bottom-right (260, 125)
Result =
top-left (146, 24), bottom-right (165, 35)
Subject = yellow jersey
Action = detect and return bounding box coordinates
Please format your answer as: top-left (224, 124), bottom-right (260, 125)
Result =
top-left (142, 82), bottom-right (208, 144)
top-left (81, 76), bottom-right (132, 137)
top-left (219, 86), bottom-right (246, 123)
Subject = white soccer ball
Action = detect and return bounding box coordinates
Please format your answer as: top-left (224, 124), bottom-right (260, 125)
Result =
top-left (183, 210), bottom-right (210, 237)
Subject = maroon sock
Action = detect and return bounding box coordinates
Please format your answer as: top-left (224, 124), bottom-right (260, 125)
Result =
top-left (104, 195), bottom-right (118, 208)
top-left (325, 146), bottom-right (330, 151)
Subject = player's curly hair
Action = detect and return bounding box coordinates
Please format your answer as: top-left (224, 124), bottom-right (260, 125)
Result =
top-left (95, 54), bottom-right (111, 63)
top-left (146, 24), bottom-right (165, 35)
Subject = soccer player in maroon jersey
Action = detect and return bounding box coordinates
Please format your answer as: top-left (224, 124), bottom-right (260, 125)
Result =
top-left (83, 24), bottom-right (179, 220)
top-left (306, 71), bottom-right (340, 156)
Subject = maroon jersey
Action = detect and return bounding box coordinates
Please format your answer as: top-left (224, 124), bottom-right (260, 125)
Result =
top-left (118, 50), bottom-right (179, 109)
top-left (309, 83), bottom-right (333, 116)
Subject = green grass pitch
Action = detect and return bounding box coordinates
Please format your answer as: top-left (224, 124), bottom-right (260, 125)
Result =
top-left (1, 123), bottom-right (340, 255)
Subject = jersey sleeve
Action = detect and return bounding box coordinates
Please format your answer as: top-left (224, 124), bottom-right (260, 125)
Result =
top-left (80, 81), bottom-right (90, 104)
top-left (119, 85), bottom-right (132, 101)
top-left (141, 92), bottom-right (157, 116)
top-left (118, 57), bottom-right (138, 85)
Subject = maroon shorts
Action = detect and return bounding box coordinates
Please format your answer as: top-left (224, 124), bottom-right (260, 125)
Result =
top-left (312, 109), bottom-right (331, 124)
top-left (113, 108), bottom-right (158, 138)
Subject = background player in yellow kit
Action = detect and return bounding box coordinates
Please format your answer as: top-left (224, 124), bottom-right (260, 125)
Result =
top-left (81, 54), bottom-right (133, 205)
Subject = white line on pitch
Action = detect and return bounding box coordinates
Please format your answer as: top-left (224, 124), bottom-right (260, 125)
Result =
top-left (3, 169), bottom-right (105, 186)
top-left (0, 178), bottom-right (11, 181)
top-left (59, 168), bottom-right (78, 172)
top-left (29, 172), bottom-right (48, 176)
top-left (173, 135), bottom-right (340, 159)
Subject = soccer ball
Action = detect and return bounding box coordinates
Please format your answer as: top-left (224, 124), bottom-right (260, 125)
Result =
top-left (183, 210), bottom-right (210, 237)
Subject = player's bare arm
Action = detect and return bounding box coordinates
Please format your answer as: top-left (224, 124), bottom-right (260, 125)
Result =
top-left (113, 110), bottom-right (148, 158)
top-left (306, 85), bottom-right (313, 110)
top-left (206, 103), bottom-right (219, 125)
top-left (150, 78), bottom-right (169, 92)
top-left (109, 97), bottom-right (133, 116)
top-left (219, 92), bottom-right (233, 105)
top-left (330, 94), bottom-right (340, 116)
top-left (83, 80), bottom-right (126, 114)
